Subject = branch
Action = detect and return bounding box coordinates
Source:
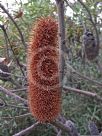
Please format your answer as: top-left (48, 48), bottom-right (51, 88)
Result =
top-left (66, 63), bottom-right (102, 88)
top-left (57, 115), bottom-right (79, 136)
top-left (1, 113), bottom-right (31, 120)
top-left (0, 70), bottom-right (23, 78)
top-left (0, 70), bottom-right (22, 87)
top-left (0, 86), bottom-right (27, 105)
top-left (0, 3), bottom-right (27, 49)
top-left (11, 87), bottom-right (27, 92)
top-left (63, 85), bottom-right (102, 102)
top-left (55, 0), bottom-right (66, 88)
top-left (77, 0), bottom-right (99, 47)
top-left (13, 122), bottom-right (39, 136)
top-left (51, 125), bottom-right (62, 136)
top-left (51, 120), bottom-right (72, 136)
top-left (0, 97), bottom-right (6, 107)
top-left (65, 120), bottom-right (79, 136)
top-left (0, 24), bottom-right (9, 59)
top-left (0, 25), bottom-right (25, 77)
top-left (0, 93), bottom-right (27, 109)
top-left (4, 104), bottom-right (28, 109)
top-left (57, 130), bottom-right (62, 136)
top-left (74, 71), bottom-right (102, 88)
top-left (64, 0), bottom-right (76, 12)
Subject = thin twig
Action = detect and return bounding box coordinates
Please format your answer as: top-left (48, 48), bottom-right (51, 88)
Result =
top-left (0, 93), bottom-right (27, 109)
top-left (57, 130), bottom-right (62, 136)
top-left (1, 113), bottom-right (31, 120)
top-left (5, 104), bottom-right (28, 109)
top-left (0, 70), bottom-right (24, 78)
top-left (63, 85), bottom-right (102, 102)
top-left (0, 97), bottom-right (6, 107)
top-left (64, 0), bottom-right (76, 12)
top-left (74, 70), bottom-right (102, 88)
top-left (0, 86), bottom-right (27, 105)
top-left (66, 63), bottom-right (102, 88)
top-left (0, 76), bottom-right (21, 87)
top-left (13, 122), bottom-right (39, 136)
top-left (11, 87), bottom-right (27, 92)
top-left (0, 3), bottom-right (27, 49)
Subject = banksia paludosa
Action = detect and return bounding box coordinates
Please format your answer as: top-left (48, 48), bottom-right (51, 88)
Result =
top-left (27, 17), bottom-right (61, 123)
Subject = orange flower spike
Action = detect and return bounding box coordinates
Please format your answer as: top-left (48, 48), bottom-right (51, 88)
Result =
top-left (27, 17), bottom-right (61, 123)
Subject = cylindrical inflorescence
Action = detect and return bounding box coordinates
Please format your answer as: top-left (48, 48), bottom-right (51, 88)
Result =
top-left (27, 17), bottom-right (61, 123)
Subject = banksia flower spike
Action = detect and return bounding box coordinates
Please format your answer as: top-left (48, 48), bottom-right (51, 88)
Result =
top-left (27, 17), bottom-right (61, 123)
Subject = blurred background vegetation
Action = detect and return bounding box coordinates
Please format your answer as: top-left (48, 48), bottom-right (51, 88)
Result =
top-left (0, 0), bottom-right (102, 135)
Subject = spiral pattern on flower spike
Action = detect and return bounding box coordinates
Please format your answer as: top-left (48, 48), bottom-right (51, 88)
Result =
top-left (27, 17), bottom-right (61, 123)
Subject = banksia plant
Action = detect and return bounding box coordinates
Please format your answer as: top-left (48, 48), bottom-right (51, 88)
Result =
top-left (27, 17), bottom-right (61, 123)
